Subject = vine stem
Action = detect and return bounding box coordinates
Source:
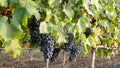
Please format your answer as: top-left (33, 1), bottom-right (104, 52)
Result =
top-left (90, 46), bottom-right (96, 68)
top-left (63, 50), bottom-right (66, 65)
top-left (89, 44), bottom-right (119, 68)
top-left (74, 58), bottom-right (77, 62)
top-left (46, 59), bottom-right (49, 68)
top-left (29, 49), bottom-right (33, 61)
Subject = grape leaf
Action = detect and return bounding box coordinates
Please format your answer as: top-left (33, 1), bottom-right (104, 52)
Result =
top-left (22, 0), bottom-right (40, 20)
top-left (48, 0), bottom-right (59, 8)
top-left (3, 38), bottom-right (21, 58)
top-left (0, 0), bottom-right (8, 7)
top-left (77, 16), bottom-right (87, 33)
top-left (63, 5), bottom-right (74, 20)
top-left (0, 16), bottom-right (14, 41)
top-left (22, 14), bottom-right (28, 27)
top-left (57, 32), bottom-right (66, 43)
top-left (114, 0), bottom-right (120, 6)
top-left (39, 21), bottom-right (48, 33)
top-left (46, 9), bottom-right (52, 21)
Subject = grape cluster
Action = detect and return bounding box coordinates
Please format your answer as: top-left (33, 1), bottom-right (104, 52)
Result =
top-left (50, 48), bottom-right (61, 62)
top-left (68, 33), bottom-right (74, 44)
top-left (90, 18), bottom-right (96, 25)
top-left (40, 33), bottom-right (55, 61)
top-left (64, 33), bottom-right (74, 52)
top-left (63, 33), bottom-right (81, 61)
top-left (69, 44), bottom-right (81, 61)
top-left (28, 15), bottom-right (56, 62)
top-left (64, 43), bottom-right (73, 52)
top-left (84, 27), bottom-right (92, 38)
top-left (28, 15), bottom-right (41, 44)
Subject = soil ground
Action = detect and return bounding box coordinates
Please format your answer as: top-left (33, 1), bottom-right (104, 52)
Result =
top-left (0, 49), bottom-right (120, 68)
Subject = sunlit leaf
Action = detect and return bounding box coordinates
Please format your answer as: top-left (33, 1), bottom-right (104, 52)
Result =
top-left (3, 38), bottom-right (21, 58)
top-left (0, 17), bottom-right (14, 41)
top-left (0, 0), bottom-right (8, 7)
top-left (57, 33), bottom-right (66, 43)
top-left (63, 5), bottom-right (74, 20)
top-left (39, 21), bottom-right (48, 33)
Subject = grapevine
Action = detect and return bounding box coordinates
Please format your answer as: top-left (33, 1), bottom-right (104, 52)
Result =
top-left (0, 0), bottom-right (120, 68)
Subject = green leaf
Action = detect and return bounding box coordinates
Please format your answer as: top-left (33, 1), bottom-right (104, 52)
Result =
top-left (48, 0), bottom-right (59, 8)
top-left (8, 0), bottom-right (21, 8)
top-left (79, 33), bottom-right (86, 42)
top-left (94, 11), bottom-right (99, 19)
top-left (66, 23), bottom-right (75, 33)
top-left (3, 38), bottom-right (21, 58)
top-left (57, 32), bottom-right (66, 43)
top-left (63, 5), bottom-right (74, 20)
top-left (11, 7), bottom-right (26, 26)
top-left (69, 0), bottom-right (77, 4)
top-left (47, 22), bottom-right (54, 33)
top-left (87, 37), bottom-right (96, 45)
top-left (76, 0), bottom-right (84, 6)
top-left (0, 16), bottom-right (14, 41)
top-left (10, 7), bottom-right (25, 39)
top-left (114, 0), bottom-right (120, 6)
top-left (97, 49), bottom-right (104, 57)
top-left (116, 30), bottom-right (120, 43)
top-left (46, 9), bottom-right (52, 21)
top-left (40, 21), bottom-right (48, 33)
top-left (83, 0), bottom-right (93, 15)
top-left (22, 14), bottom-right (28, 27)
top-left (19, 0), bottom-right (40, 19)
top-left (102, 38), bottom-right (113, 45)
top-left (105, 23), bottom-right (114, 33)
top-left (77, 17), bottom-right (87, 33)
top-left (106, 11), bottom-right (116, 22)
top-left (91, 0), bottom-right (103, 12)
top-left (83, 43), bottom-right (90, 55)
top-left (0, 0), bottom-right (8, 7)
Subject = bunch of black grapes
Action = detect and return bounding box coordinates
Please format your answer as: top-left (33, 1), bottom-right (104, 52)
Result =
top-left (90, 18), bottom-right (96, 26)
top-left (63, 33), bottom-right (81, 61)
top-left (84, 27), bottom-right (92, 38)
top-left (50, 48), bottom-right (61, 62)
top-left (64, 33), bottom-right (74, 52)
top-left (28, 15), bottom-right (41, 44)
top-left (40, 33), bottom-right (55, 62)
top-left (28, 15), bottom-right (56, 62)
top-left (68, 33), bottom-right (74, 44)
top-left (69, 44), bottom-right (81, 61)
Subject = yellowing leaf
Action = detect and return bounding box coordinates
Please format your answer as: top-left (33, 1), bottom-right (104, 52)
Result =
top-left (0, 0), bottom-right (8, 7)
top-left (3, 38), bottom-right (21, 58)
top-left (57, 33), bottom-right (66, 43)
